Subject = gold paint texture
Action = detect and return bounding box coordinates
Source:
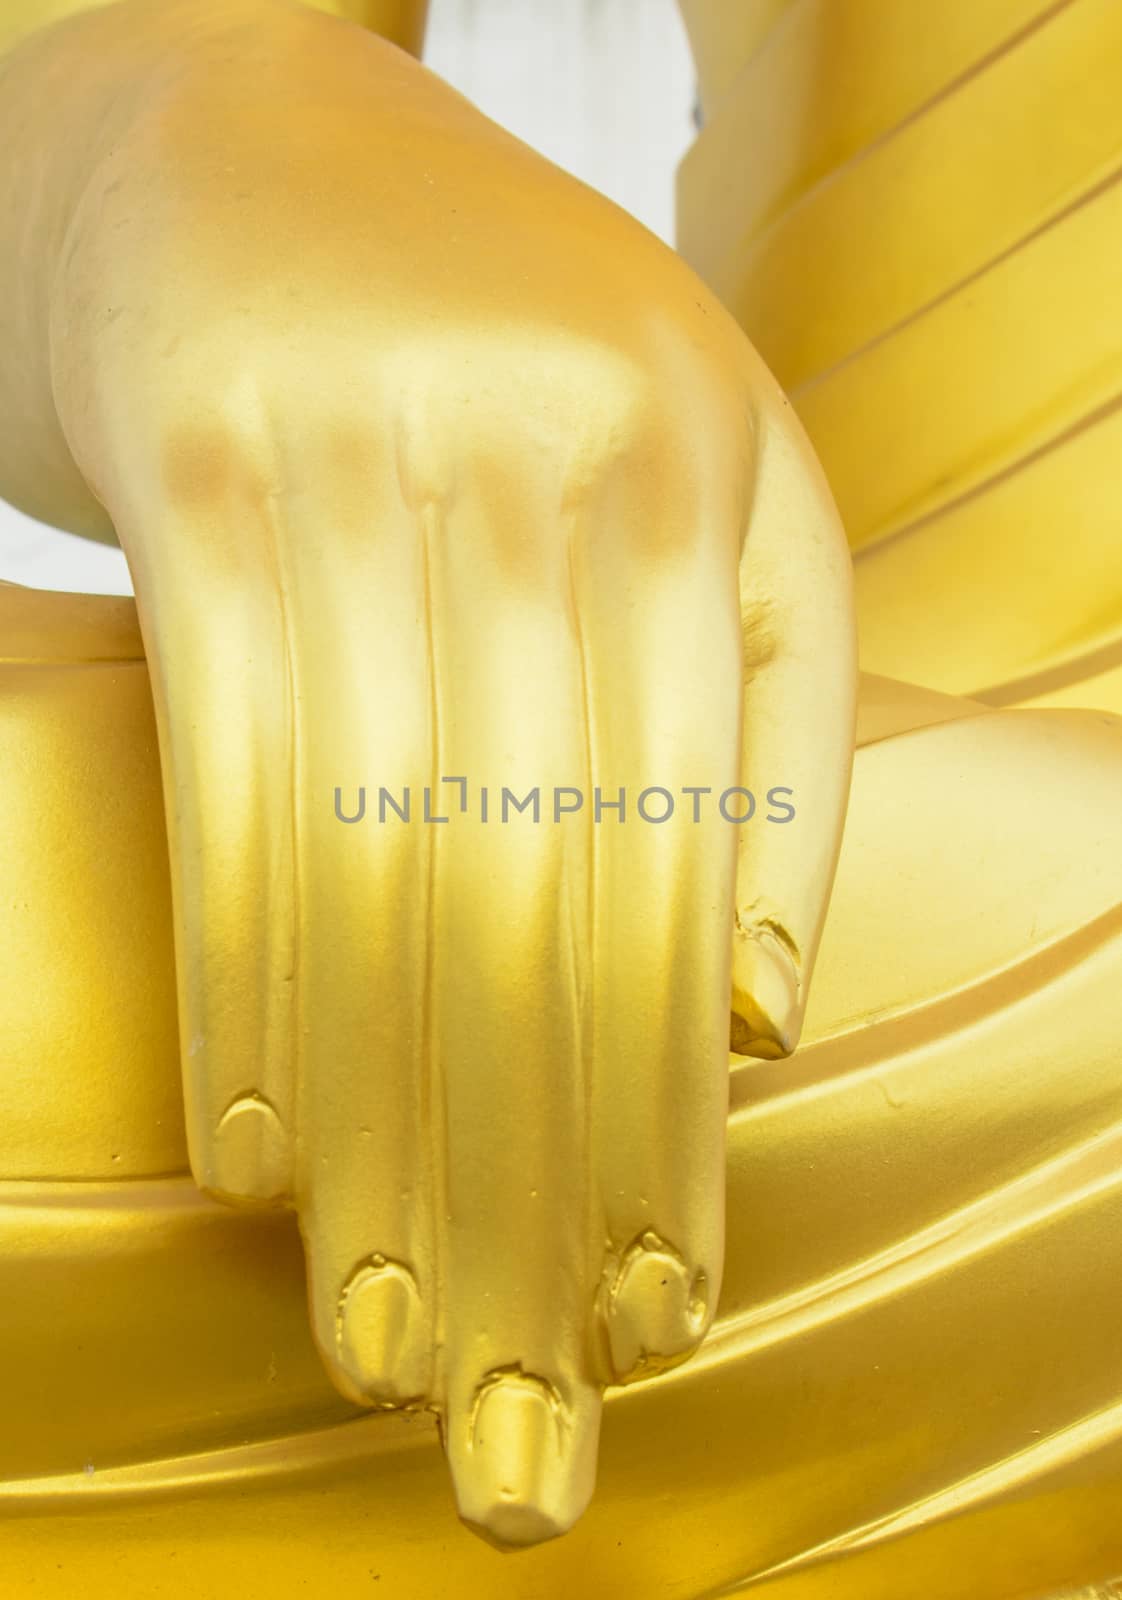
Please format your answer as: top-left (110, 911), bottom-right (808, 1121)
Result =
top-left (0, 0), bottom-right (1118, 1593)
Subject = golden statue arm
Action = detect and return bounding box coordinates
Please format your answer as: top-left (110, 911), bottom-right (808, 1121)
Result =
top-left (0, 0), bottom-right (855, 1545)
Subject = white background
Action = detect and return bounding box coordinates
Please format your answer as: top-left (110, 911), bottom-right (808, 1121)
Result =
top-left (0, 0), bottom-right (694, 594)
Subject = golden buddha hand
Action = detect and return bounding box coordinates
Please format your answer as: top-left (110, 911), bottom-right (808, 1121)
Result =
top-left (0, 0), bottom-right (855, 1546)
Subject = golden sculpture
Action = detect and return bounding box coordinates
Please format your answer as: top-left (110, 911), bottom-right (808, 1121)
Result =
top-left (677, 0), bottom-right (1122, 719)
top-left (1, 0), bottom-right (1121, 1595)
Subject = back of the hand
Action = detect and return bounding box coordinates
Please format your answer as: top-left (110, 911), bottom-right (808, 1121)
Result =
top-left (41, 0), bottom-right (855, 1546)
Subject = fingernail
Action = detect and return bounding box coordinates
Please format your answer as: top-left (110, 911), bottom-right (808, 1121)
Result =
top-left (452, 1373), bottom-right (598, 1549)
top-left (607, 1231), bottom-right (709, 1382)
top-left (208, 1092), bottom-right (290, 1201)
top-left (731, 921), bottom-right (801, 1059)
top-left (337, 1257), bottom-right (429, 1405)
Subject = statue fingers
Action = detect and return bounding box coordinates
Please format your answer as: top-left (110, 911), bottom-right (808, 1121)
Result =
top-left (572, 467), bottom-right (742, 1383)
top-left (731, 385), bottom-right (856, 1060)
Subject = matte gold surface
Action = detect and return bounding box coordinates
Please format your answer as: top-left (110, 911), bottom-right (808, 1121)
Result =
top-left (0, 0), bottom-right (854, 1552)
top-left (3, 0), bottom-right (1122, 1590)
